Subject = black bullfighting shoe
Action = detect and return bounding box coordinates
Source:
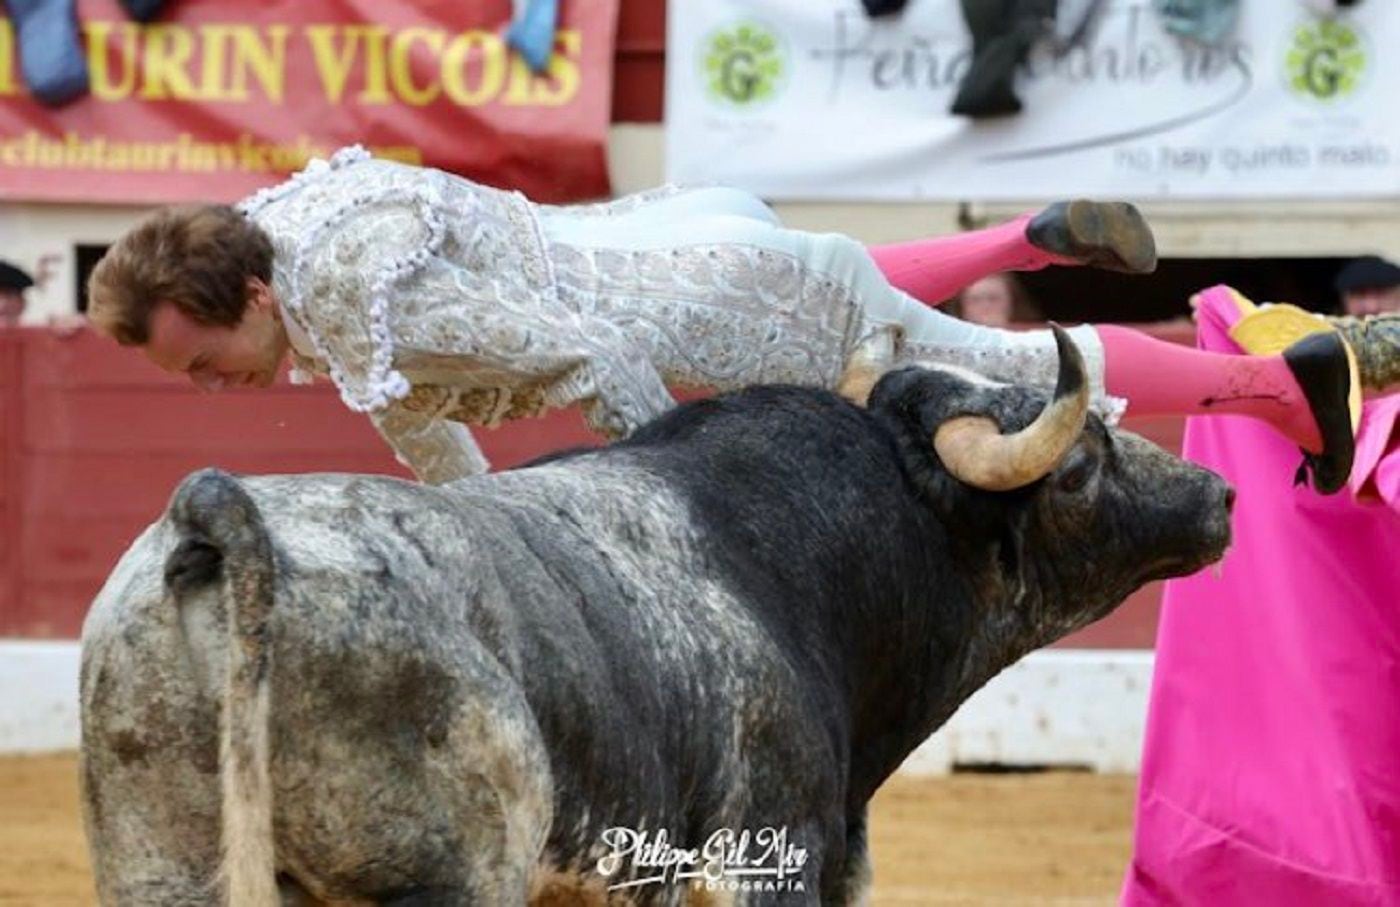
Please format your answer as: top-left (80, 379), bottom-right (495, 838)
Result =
top-left (1026, 199), bottom-right (1158, 275)
top-left (1282, 331), bottom-right (1359, 496)
top-left (1225, 292), bottom-right (1363, 495)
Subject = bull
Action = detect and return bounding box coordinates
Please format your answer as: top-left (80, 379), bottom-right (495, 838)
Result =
top-left (80, 329), bottom-right (1231, 905)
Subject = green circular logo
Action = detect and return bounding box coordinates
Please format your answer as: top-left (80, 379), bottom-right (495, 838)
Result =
top-left (1286, 19), bottom-right (1366, 101)
top-left (701, 22), bottom-right (787, 108)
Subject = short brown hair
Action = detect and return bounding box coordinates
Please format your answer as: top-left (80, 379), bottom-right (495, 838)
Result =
top-left (87, 204), bottom-right (274, 346)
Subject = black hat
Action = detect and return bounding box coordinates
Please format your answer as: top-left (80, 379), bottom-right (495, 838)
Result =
top-left (0, 260), bottom-right (33, 291)
top-left (1335, 255), bottom-right (1400, 294)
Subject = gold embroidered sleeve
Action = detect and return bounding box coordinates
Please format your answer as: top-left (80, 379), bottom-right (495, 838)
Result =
top-left (369, 391), bottom-right (490, 484)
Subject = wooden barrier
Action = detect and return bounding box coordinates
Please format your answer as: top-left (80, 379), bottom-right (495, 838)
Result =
top-left (0, 324), bottom-right (1189, 645)
top-left (0, 329), bottom-right (598, 637)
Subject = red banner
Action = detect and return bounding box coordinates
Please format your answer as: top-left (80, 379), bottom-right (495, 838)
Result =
top-left (0, 0), bottom-right (618, 204)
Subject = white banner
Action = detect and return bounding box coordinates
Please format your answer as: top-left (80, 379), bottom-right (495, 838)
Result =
top-left (665, 0), bottom-right (1400, 200)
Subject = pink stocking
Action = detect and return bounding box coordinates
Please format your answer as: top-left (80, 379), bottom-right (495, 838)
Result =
top-left (1096, 324), bottom-right (1322, 453)
top-left (867, 214), bottom-right (1052, 306)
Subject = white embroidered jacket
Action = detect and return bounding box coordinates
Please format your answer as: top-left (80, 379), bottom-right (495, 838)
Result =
top-left (241, 148), bottom-right (1117, 484)
top-left (241, 148), bottom-right (689, 484)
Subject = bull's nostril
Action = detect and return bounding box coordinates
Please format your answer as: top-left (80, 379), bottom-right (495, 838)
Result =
top-left (1225, 488), bottom-right (1237, 513)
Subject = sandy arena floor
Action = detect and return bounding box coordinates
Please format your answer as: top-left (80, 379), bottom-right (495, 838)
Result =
top-left (0, 754), bottom-right (1135, 905)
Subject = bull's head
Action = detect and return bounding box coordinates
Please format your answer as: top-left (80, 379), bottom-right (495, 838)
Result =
top-left (858, 327), bottom-right (1233, 647)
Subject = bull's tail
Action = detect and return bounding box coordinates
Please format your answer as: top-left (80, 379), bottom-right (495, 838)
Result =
top-left (166, 468), bottom-right (279, 907)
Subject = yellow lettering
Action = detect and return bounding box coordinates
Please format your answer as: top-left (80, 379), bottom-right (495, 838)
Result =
top-left (231, 24), bottom-right (288, 103)
top-left (358, 25), bottom-right (392, 104)
top-left (140, 24), bottom-right (197, 100)
top-left (308, 24), bottom-right (391, 105)
top-left (187, 142), bottom-right (217, 171)
top-left (443, 31), bottom-right (505, 106)
top-left (39, 140), bottom-right (61, 167)
top-left (504, 30), bottom-right (581, 106)
top-left (0, 20), bottom-right (15, 96)
top-left (86, 22), bottom-right (140, 101)
top-left (196, 24), bottom-right (235, 101)
top-left (307, 25), bottom-right (360, 104)
top-left (541, 30), bottom-right (581, 105)
top-left (389, 27), bottom-right (443, 106)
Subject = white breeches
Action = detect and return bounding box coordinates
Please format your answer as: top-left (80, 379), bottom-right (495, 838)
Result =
top-left (537, 186), bottom-right (1119, 419)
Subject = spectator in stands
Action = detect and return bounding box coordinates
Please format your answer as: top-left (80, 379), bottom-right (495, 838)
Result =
top-left (949, 272), bottom-right (1043, 327)
top-left (0, 260), bottom-right (33, 327)
top-left (1335, 254), bottom-right (1400, 317)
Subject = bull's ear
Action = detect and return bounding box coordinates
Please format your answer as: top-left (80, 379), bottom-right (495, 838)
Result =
top-left (867, 365), bottom-right (992, 428)
top-left (907, 426), bottom-right (1035, 599)
top-left (874, 391), bottom-right (1019, 538)
top-left (867, 366), bottom-right (1000, 502)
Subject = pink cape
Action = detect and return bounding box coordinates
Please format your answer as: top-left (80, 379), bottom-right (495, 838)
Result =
top-left (1122, 288), bottom-right (1400, 906)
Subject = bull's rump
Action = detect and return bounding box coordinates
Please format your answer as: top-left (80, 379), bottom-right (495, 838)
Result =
top-left (80, 466), bottom-right (823, 900)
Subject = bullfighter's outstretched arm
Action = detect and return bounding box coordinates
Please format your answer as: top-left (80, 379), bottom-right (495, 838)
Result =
top-left (369, 392), bottom-right (490, 485)
top-left (276, 180), bottom-right (676, 467)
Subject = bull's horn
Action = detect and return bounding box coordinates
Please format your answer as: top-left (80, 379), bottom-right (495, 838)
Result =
top-left (933, 326), bottom-right (1090, 491)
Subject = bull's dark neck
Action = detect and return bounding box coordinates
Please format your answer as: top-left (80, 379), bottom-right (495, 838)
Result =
top-left (622, 388), bottom-right (1034, 813)
top-left (838, 541), bottom-right (1050, 806)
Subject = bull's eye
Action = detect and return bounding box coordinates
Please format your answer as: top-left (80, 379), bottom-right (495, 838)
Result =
top-left (1054, 447), bottom-right (1098, 494)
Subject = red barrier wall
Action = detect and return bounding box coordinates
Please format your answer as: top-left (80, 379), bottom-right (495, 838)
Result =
top-left (0, 325), bottom-right (1188, 646)
top-left (0, 329), bottom-right (600, 638)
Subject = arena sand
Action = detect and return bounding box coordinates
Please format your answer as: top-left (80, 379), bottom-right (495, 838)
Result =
top-left (0, 754), bottom-right (1134, 905)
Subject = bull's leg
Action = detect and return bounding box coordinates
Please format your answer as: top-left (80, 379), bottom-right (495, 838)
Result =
top-left (268, 613), bottom-right (552, 906)
top-left (80, 597), bottom-right (224, 904)
top-left (81, 743), bottom-right (220, 904)
top-left (714, 814), bottom-right (828, 907)
top-left (835, 811), bottom-right (872, 907)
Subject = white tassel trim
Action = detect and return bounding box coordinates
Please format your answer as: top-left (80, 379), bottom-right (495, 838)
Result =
top-left (275, 159), bottom-right (461, 413)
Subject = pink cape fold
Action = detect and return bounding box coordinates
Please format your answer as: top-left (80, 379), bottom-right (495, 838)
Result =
top-left (1122, 287), bottom-right (1400, 906)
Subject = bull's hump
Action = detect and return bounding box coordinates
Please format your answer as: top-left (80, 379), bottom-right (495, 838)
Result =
top-left (458, 459), bottom-right (779, 657)
top-left (458, 460), bottom-right (692, 551)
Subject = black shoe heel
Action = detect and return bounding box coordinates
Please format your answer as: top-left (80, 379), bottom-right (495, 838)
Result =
top-left (1283, 332), bottom-right (1356, 495)
top-left (1025, 200), bottom-right (1158, 275)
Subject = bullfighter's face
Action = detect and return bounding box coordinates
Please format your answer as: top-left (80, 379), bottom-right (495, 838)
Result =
top-left (143, 278), bottom-right (289, 393)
